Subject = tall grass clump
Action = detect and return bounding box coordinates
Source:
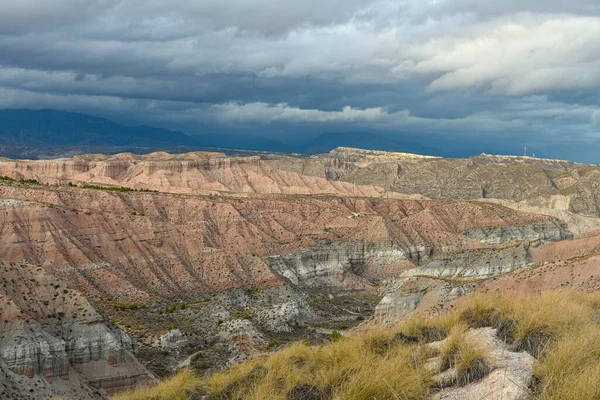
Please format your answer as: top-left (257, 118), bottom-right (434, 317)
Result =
top-left (115, 291), bottom-right (600, 400)
top-left (112, 369), bottom-right (201, 400)
top-left (204, 337), bottom-right (433, 400)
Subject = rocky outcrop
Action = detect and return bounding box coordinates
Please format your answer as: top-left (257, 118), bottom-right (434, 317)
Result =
top-left (430, 328), bottom-right (534, 400)
top-left (463, 220), bottom-right (573, 244)
top-left (481, 196), bottom-right (600, 236)
top-left (0, 261), bottom-right (154, 398)
top-left (267, 241), bottom-right (419, 289)
top-left (153, 330), bottom-right (189, 353)
top-left (372, 220), bottom-right (573, 327)
top-left (0, 152), bottom-right (386, 197)
top-left (371, 279), bottom-right (429, 326)
top-left (403, 244), bottom-right (532, 280)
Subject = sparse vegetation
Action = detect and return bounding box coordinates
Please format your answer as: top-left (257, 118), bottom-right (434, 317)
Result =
top-left (265, 339), bottom-right (279, 351)
top-left (116, 291), bottom-right (600, 400)
top-left (113, 301), bottom-right (144, 311)
top-left (330, 330), bottom-right (344, 342)
top-left (438, 324), bottom-right (492, 385)
top-left (229, 310), bottom-right (251, 320)
top-left (83, 184), bottom-right (137, 192)
top-left (19, 178), bottom-right (39, 184)
top-left (82, 183), bottom-right (159, 192)
top-left (165, 303), bottom-right (177, 313)
top-left (113, 368), bottom-right (201, 400)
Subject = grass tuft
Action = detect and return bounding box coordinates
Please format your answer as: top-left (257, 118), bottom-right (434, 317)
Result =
top-left (112, 369), bottom-right (201, 400)
top-left (454, 345), bottom-right (492, 386)
top-left (116, 291), bottom-right (600, 400)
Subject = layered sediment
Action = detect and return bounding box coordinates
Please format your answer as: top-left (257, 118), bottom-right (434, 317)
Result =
top-left (0, 149), bottom-right (588, 398)
top-left (0, 261), bottom-right (154, 399)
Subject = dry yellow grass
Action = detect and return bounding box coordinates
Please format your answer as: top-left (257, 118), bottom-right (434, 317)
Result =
top-left (112, 368), bottom-right (201, 400)
top-left (204, 336), bottom-right (433, 400)
top-left (117, 291), bottom-right (600, 400)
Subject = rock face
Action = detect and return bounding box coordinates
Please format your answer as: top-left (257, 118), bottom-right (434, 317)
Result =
top-left (372, 223), bottom-right (573, 327)
top-left (268, 241), bottom-right (416, 289)
top-left (480, 196), bottom-right (600, 236)
top-left (0, 149), bottom-right (587, 398)
top-left (0, 182), bottom-right (562, 302)
top-left (463, 220), bottom-right (572, 244)
top-left (0, 261), bottom-right (154, 399)
top-left (430, 328), bottom-right (534, 400)
top-left (153, 330), bottom-right (189, 353)
top-left (0, 152), bottom-right (386, 197)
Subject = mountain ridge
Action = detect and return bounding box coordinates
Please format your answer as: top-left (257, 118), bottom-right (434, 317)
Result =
top-left (0, 109), bottom-right (476, 158)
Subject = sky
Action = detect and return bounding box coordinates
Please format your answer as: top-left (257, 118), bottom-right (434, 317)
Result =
top-left (1, 0), bottom-right (600, 161)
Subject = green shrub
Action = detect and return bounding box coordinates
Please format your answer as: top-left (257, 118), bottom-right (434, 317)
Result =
top-left (19, 178), bottom-right (39, 184)
top-left (330, 330), bottom-right (344, 342)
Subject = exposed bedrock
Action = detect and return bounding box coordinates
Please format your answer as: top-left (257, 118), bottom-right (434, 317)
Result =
top-left (371, 223), bottom-right (574, 327)
top-left (0, 156), bottom-right (261, 181)
top-left (266, 220), bottom-right (572, 291)
top-left (1, 325), bottom-right (70, 380)
top-left (1, 321), bottom-right (153, 398)
top-left (0, 261), bottom-right (154, 398)
top-left (403, 244), bottom-right (531, 280)
top-left (267, 241), bottom-right (427, 289)
top-left (463, 220), bottom-right (573, 244)
top-left (0, 155), bottom-right (386, 197)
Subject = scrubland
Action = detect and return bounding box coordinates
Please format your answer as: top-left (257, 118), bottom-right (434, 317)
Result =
top-left (115, 291), bottom-right (600, 400)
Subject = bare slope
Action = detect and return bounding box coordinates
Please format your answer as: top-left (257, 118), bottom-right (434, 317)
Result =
top-left (269, 148), bottom-right (600, 217)
top-left (0, 261), bottom-right (154, 399)
top-left (0, 182), bottom-right (566, 301)
top-left (0, 149), bottom-right (588, 399)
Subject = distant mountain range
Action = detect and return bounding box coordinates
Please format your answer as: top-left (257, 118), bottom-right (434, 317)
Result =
top-left (0, 109), bottom-right (198, 147)
top-left (0, 109), bottom-right (442, 157)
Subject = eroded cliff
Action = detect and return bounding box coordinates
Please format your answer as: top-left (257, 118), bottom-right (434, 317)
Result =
top-left (0, 261), bottom-right (154, 399)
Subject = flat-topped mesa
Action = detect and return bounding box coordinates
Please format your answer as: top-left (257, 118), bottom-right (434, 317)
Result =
top-left (473, 153), bottom-right (581, 167)
top-left (328, 146), bottom-right (440, 161)
top-left (144, 156), bottom-right (261, 174)
top-left (0, 155), bottom-right (261, 181)
top-left (0, 152), bottom-right (389, 196)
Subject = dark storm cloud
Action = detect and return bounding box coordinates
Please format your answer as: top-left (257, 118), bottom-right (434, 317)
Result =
top-left (1, 0), bottom-right (600, 161)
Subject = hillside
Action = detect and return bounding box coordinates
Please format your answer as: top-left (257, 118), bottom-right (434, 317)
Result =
top-left (116, 291), bottom-right (600, 400)
top-left (269, 148), bottom-right (600, 218)
top-left (2, 147), bottom-right (600, 398)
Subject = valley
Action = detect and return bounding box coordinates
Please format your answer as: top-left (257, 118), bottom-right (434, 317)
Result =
top-left (2, 147), bottom-right (600, 399)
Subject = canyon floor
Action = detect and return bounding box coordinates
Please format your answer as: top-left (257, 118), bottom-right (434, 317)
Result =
top-left (2, 147), bottom-right (600, 399)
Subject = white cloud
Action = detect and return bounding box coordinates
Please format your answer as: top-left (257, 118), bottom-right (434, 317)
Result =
top-left (400, 16), bottom-right (600, 96)
top-left (593, 110), bottom-right (600, 126)
top-left (208, 102), bottom-right (397, 123)
top-left (204, 100), bottom-right (599, 137)
top-left (1, 0), bottom-right (600, 161)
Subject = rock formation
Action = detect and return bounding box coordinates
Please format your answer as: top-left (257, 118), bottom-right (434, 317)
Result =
top-left (0, 261), bottom-right (154, 399)
top-left (1, 148), bottom-right (596, 398)
top-left (429, 328), bottom-right (534, 400)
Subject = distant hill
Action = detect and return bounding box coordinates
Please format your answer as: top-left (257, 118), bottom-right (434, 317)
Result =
top-left (0, 109), bottom-right (449, 157)
top-left (0, 109), bottom-right (197, 147)
top-left (296, 132), bottom-right (443, 155)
